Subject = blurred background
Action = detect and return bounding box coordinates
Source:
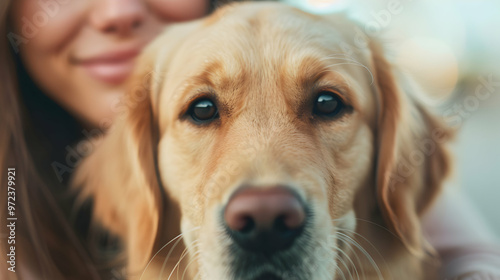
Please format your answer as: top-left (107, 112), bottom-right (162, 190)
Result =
top-left (284, 0), bottom-right (500, 237)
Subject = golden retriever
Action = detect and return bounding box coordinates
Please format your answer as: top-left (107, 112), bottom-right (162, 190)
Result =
top-left (73, 2), bottom-right (451, 279)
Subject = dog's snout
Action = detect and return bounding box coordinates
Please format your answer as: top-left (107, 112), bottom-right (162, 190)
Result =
top-left (224, 187), bottom-right (306, 254)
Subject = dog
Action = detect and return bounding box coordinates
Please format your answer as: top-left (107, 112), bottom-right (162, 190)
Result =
top-left (73, 2), bottom-right (451, 279)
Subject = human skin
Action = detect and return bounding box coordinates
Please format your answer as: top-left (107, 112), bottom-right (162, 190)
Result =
top-left (10, 0), bottom-right (210, 128)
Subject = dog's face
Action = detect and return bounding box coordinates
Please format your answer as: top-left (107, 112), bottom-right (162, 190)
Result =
top-left (74, 3), bottom-right (450, 280)
top-left (157, 5), bottom-right (376, 280)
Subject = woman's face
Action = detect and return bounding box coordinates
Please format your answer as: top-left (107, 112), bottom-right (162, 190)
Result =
top-left (11, 0), bottom-right (209, 128)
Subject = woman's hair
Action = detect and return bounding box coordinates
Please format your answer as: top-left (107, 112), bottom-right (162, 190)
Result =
top-left (0, 1), bottom-right (108, 279)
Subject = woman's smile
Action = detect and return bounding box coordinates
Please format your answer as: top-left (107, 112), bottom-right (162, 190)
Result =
top-left (11, 0), bottom-right (209, 127)
top-left (75, 45), bottom-right (142, 85)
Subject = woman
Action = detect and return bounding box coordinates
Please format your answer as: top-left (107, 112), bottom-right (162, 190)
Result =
top-left (0, 0), bottom-right (499, 279)
top-left (0, 0), bottom-right (217, 279)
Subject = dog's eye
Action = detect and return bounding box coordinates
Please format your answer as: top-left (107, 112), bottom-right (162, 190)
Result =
top-left (313, 92), bottom-right (344, 117)
top-left (189, 98), bottom-right (219, 122)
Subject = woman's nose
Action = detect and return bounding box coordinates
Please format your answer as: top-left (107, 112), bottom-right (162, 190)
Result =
top-left (90, 0), bottom-right (146, 36)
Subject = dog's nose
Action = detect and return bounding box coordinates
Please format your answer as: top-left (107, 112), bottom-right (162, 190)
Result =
top-left (224, 187), bottom-right (306, 254)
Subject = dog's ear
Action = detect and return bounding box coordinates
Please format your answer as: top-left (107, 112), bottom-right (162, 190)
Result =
top-left (72, 45), bottom-right (163, 274)
top-left (369, 39), bottom-right (452, 256)
top-left (71, 26), bottom-right (190, 273)
top-left (72, 21), bottom-right (205, 274)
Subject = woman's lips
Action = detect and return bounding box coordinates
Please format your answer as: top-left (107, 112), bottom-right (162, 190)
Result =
top-left (77, 49), bottom-right (140, 85)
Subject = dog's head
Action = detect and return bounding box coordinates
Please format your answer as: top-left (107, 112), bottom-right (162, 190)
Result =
top-left (74, 3), bottom-right (451, 279)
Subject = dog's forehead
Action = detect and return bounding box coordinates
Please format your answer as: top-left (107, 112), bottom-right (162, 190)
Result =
top-left (168, 3), bottom-right (370, 73)
top-left (207, 3), bottom-right (369, 50)
top-left (158, 3), bottom-right (375, 125)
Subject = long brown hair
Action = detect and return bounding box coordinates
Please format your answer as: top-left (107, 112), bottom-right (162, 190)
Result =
top-left (0, 1), bottom-right (105, 279)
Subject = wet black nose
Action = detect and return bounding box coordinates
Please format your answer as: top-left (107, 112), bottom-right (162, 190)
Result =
top-left (224, 187), bottom-right (306, 254)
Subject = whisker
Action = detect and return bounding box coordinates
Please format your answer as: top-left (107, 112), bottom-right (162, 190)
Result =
top-left (332, 216), bottom-right (401, 239)
top-left (319, 54), bottom-right (358, 62)
top-left (324, 62), bottom-right (374, 85)
top-left (176, 241), bottom-right (198, 280)
top-left (336, 232), bottom-right (365, 280)
top-left (337, 232), bottom-right (384, 280)
top-left (336, 235), bottom-right (366, 280)
top-left (332, 216), bottom-right (400, 261)
top-left (160, 236), bottom-right (184, 278)
top-left (318, 55), bottom-right (375, 85)
top-left (333, 221), bottom-right (390, 274)
top-left (191, 268), bottom-right (202, 280)
top-left (330, 216), bottom-right (370, 279)
top-left (350, 217), bottom-right (403, 241)
top-left (331, 243), bottom-right (359, 280)
top-left (139, 227), bottom-right (200, 280)
top-left (334, 256), bottom-right (348, 280)
top-left (181, 251), bottom-right (202, 280)
top-left (168, 239), bottom-right (199, 280)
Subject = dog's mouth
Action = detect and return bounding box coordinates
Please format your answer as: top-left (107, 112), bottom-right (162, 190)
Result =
top-left (226, 229), bottom-right (314, 280)
top-left (253, 272), bottom-right (282, 280)
top-left (228, 245), bottom-right (306, 277)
